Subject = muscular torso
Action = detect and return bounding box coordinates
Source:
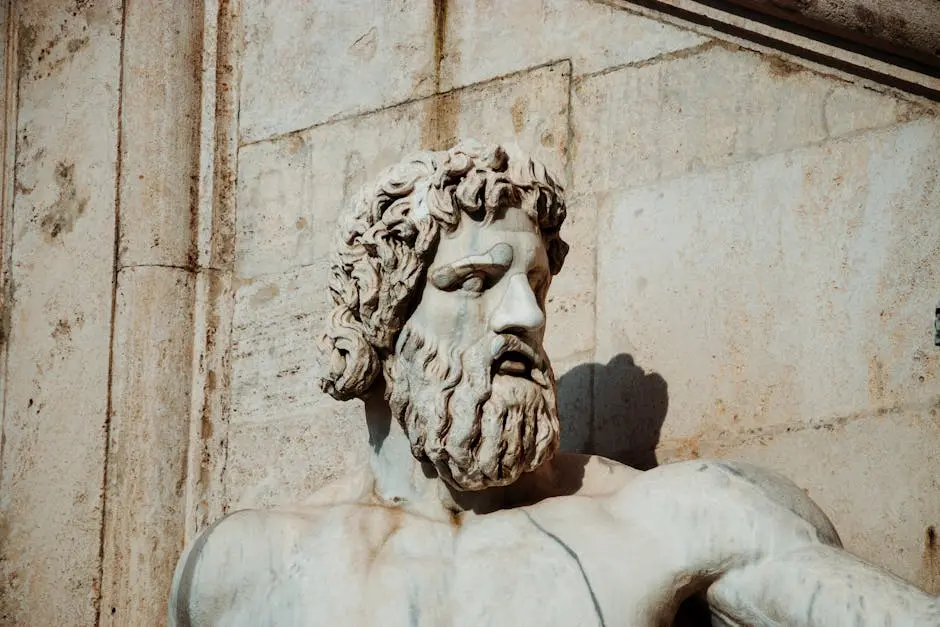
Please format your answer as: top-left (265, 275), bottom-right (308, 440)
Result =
top-left (172, 457), bottom-right (843, 627)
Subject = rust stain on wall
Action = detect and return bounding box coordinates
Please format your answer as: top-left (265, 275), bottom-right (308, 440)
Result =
top-left (921, 525), bottom-right (939, 594)
top-left (40, 162), bottom-right (89, 243)
top-left (422, 91), bottom-right (459, 152)
top-left (765, 54), bottom-right (806, 77)
top-left (510, 95), bottom-right (527, 135)
top-left (16, 23), bottom-right (37, 75)
top-left (421, 0), bottom-right (457, 151)
top-left (867, 355), bottom-right (886, 404)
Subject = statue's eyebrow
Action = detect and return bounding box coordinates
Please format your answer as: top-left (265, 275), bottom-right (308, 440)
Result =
top-left (429, 242), bottom-right (514, 289)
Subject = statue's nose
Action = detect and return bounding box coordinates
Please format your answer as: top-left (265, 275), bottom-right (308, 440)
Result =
top-left (489, 274), bottom-right (545, 335)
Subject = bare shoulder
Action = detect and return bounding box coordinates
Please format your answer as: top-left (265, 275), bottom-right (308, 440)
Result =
top-left (610, 459), bottom-right (842, 548)
top-left (169, 509), bottom-right (304, 625)
top-left (548, 452), bottom-right (645, 497)
top-left (170, 504), bottom-right (387, 626)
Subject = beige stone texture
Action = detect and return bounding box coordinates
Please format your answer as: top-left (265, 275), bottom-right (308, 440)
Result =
top-left (230, 262), bottom-right (334, 425)
top-left (101, 267), bottom-right (195, 626)
top-left (239, 0), bottom-right (437, 144)
top-left (573, 42), bottom-right (928, 193)
top-left (225, 264), bottom-right (367, 509)
top-left (441, 0), bottom-right (708, 90)
top-left (0, 1), bottom-right (122, 624)
top-left (228, 63), bottom-right (571, 506)
top-left (593, 118), bottom-right (940, 442)
top-left (186, 269), bottom-right (236, 534)
top-left (93, 3), bottom-right (207, 624)
top-left (543, 191), bottom-right (596, 365)
top-left (117, 1), bottom-right (203, 267)
top-left (658, 407), bottom-right (940, 594)
top-left (185, 0), bottom-right (241, 540)
top-left (224, 413), bottom-right (370, 509)
top-left (236, 62), bottom-right (570, 279)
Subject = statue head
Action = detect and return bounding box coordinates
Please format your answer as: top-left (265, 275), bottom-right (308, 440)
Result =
top-left (319, 140), bottom-right (568, 491)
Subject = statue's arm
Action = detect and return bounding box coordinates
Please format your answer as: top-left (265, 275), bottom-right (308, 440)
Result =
top-left (707, 542), bottom-right (940, 626)
top-left (612, 460), bottom-right (939, 626)
top-left (167, 514), bottom-right (228, 627)
top-left (167, 511), bottom-right (256, 627)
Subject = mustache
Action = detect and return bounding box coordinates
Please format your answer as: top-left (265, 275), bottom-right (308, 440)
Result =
top-left (490, 334), bottom-right (550, 387)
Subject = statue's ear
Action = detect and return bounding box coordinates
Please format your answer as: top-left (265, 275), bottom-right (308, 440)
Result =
top-left (319, 307), bottom-right (380, 402)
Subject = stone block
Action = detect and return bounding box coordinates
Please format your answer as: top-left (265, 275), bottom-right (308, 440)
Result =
top-left (117, 1), bottom-right (202, 267)
top-left (595, 119), bottom-right (940, 441)
top-left (223, 411), bottom-right (369, 510)
top-left (235, 107), bottom-right (426, 279)
top-left (101, 267), bottom-right (195, 626)
top-left (658, 407), bottom-right (940, 593)
top-left (0, 2), bottom-right (121, 624)
top-left (441, 0), bottom-right (708, 89)
top-left (239, 0), bottom-right (437, 143)
top-left (230, 262), bottom-right (334, 425)
top-left (543, 190), bottom-right (598, 365)
top-left (824, 82), bottom-right (922, 138)
top-left (572, 43), bottom-right (929, 193)
top-left (187, 269), bottom-right (236, 535)
top-left (236, 61), bottom-right (571, 279)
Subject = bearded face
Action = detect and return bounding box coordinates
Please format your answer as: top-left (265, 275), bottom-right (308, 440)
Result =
top-left (373, 201), bottom-right (562, 491)
top-left (385, 321), bottom-right (560, 491)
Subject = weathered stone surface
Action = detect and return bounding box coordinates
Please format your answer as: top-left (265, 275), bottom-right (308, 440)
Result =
top-left (101, 266), bottom-right (195, 626)
top-left (0, 2), bottom-right (121, 624)
top-left (239, 0), bottom-right (437, 144)
top-left (573, 43), bottom-right (928, 192)
top-left (224, 412), bottom-right (369, 509)
top-left (595, 118), bottom-right (940, 442)
top-left (230, 262), bottom-right (335, 425)
top-left (823, 81), bottom-right (920, 137)
top-left (236, 62), bottom-right (570, 279)
top-left (441, 0), bottom-right (708, 89)
top-left (235, 110), bottom-right (423, 280)
top-left (186, 269), bottom-right (236, 535)
top-left (543, 191), bottom-right (597, 364)
top-left (659, 407), bottom-right (940, 593)
top-left (117, 1), bottom-right (202, 267)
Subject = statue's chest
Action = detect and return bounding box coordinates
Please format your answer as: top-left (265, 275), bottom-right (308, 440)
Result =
top-left (360, 526), bottom-right (616, 627)
top-left (242, 508), bottom-right (666, 626)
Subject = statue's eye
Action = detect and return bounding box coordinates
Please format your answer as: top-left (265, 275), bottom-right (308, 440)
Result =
top-left (460, 274), bottom-right (486, 294)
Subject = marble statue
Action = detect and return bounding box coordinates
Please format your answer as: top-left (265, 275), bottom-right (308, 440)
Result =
top-left (169, 141), bottom-right (940, 626)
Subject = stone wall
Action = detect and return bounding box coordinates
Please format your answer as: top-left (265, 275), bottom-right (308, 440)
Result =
top-left (0, 0), bottom-right (938, 624)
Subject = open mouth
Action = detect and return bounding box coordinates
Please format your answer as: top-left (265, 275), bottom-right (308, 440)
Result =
top-left (494, 350), bottom-right (534, 376)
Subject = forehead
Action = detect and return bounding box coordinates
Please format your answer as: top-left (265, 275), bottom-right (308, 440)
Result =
top-left (432, 206), bottom-right (545, 265)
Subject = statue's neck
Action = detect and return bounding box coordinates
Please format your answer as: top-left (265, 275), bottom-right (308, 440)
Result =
top-left (363, 388), bottom-right (549, 518)
top-left (363, 390), bottom-right (443, 509)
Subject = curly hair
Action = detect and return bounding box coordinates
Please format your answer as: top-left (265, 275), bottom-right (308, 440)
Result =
top-left (319, 140), bottom-right (569, 401)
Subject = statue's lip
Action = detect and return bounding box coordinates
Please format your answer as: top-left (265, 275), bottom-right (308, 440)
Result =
top-left (491, 335), bottom-right (540, 377)
top-left (495, 351), bottom-right (532, 375)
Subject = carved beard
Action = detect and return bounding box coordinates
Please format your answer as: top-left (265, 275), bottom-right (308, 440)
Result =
top-left (384, 323), bottom-right (560, 491)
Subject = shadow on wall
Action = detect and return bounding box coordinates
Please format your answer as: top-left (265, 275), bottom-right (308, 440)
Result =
top-left (557, 354), bottom-right (669, 470)
top-left (557, 357), bottom-right (714, 626)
